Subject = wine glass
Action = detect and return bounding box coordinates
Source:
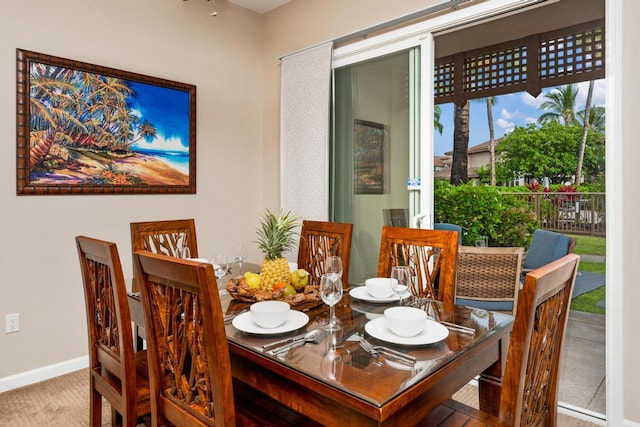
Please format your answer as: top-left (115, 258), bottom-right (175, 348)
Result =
top-left (212, 253), bottom-right (229, 295)
top-left (233, 244), bottom-right (248, 274)
top-left (325, 256), bottom-right (343, 283)
top-left (177, 245), bottom-right (191, 259)
top-left (320, 331), bottom-right (344, 381)
top-left (390, 266), bottom-right (412, 305)
top-left (320, 273), bottom-right (343, 331)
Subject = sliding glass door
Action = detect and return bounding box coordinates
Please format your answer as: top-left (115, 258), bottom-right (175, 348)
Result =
top-left (332, 44), bottom-right (431, 284)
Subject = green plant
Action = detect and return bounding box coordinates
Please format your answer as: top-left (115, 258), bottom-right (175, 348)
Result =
top-left (434, 181), bottom-right (539, 247)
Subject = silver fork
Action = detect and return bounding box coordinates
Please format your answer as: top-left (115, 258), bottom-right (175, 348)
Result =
top-left (359, 338), bottom-right (416, 366)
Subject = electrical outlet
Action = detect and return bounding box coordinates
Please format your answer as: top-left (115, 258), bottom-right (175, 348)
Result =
top-left (6, 313), bottom-right (19, 333)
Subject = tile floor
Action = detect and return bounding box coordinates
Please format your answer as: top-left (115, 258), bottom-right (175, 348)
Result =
top-left (558, 310), bottom-right (606, 421)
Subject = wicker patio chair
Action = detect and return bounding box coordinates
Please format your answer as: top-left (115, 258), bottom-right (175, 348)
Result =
top-left (455, 246), bottom-right (524, 316)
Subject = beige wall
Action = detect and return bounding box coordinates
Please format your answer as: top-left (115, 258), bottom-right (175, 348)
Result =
top-left (1, 0), bottom-right (638, 424)
top-left (0, 0), bottom-right (266, 377)
top-left (620, 1), bottom-right (640, 422)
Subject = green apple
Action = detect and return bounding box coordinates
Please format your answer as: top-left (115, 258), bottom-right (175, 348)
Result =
top-left (245, 272), bottom-right (261, 289)
top-left (283, 284), bottom-right (297, 297)
top-left (290, 269), bottom-right (309, 290)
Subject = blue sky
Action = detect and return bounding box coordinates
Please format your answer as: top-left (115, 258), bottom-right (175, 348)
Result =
top-left (434, 79), bottom-right (606, 155)
top-left (127, 81), bottom-right (191, 153)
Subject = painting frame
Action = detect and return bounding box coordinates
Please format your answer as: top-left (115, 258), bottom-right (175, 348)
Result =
top-left (353, 119), bottom-right (389, 195)
top-left (16, 49), bottom-right (196, 195)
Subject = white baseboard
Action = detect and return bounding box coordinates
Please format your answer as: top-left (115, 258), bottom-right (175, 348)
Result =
top-left (626, 420), bottom-right (640, 427)
top-left (0, 356), bottom-right (89, 394)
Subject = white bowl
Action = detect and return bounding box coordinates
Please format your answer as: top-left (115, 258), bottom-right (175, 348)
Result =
top-left (365, 277), bottom-right (395, 299)
top-left (384, 306), bottom-right (427, 337)
top-left (250, 301), bottom-right (291, 329)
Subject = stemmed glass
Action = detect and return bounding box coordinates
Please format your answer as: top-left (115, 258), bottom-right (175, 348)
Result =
top-left (233, 244), bottom-right (248, 274)
top-left (325, 256), bottom-right (343, 283)
top-left (390, 266), bottom-right (412, 305)
top-left (212, 253), bottom-right (229, 295)
top-left (320, 273), bottom-right (343, 331)
top-left (320, 329), bottom-right (344, 381)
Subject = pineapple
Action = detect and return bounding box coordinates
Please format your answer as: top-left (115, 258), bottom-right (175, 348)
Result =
top-left (256, 209), bottom-right (300, 290)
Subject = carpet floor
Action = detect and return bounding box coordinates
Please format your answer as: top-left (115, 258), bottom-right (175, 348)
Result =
top-left (0, 368), bottom-right (603, 426)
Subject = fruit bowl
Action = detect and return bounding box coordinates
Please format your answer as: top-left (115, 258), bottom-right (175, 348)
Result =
top-left (225, 276), bottom-right (323, 310)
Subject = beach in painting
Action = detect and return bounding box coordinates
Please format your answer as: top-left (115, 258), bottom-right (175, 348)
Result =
top-left (29, 149), bottom-right (189, 186)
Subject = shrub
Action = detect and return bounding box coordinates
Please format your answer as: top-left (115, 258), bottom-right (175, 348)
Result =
top-left (434, 181), bottom-right (539, 247)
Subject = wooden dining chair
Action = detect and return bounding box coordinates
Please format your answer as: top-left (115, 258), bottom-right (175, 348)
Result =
top-left (133, 251), bottom-right (319, 427)
top-left (455, 246), bottom-right (524, 316)
top-left (297, 220), bottom-right (353, 288)
top-left (377, 226), bottom-right (459, 302)
top-left (418, 253), bottom-right (580, 427)
top-left (75, 236), bottom-right (150, 427)
top-left (129, 218), bottom-right (198, 293)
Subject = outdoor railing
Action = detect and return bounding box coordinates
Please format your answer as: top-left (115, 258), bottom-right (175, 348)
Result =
top-left (502, 192), bottom-right (606, 236)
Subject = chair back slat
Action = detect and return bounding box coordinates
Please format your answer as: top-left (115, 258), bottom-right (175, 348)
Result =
top-left (377, 226), bottom-right (459, 301)
top-left (130, 219), bottom-right (198, 292)
top-left (499, 253), bottom-right (580, 426)
top-left (134, 251), bottom-right (234, 427)
top-left (297, 220), bottom-right (353, 288)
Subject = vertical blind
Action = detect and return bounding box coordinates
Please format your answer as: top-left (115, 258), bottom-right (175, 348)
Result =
top-left (280, 42), bottom-right (333, 221)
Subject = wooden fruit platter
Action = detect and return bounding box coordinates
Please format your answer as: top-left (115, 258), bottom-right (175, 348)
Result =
top-left (225, 277), bottom-right (323, 311)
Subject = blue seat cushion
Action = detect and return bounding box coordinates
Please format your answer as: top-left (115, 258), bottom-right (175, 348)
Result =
top-left (455, 298), bottom-right (514, 313)
top-left (523, 229), bottom-right (571, 270)
top-left (434, 223), bottom-right (463, 245)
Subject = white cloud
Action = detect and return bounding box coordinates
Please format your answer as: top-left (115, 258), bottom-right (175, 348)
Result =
top-left (575, 79), bottom-right (606, 108)
top-left (500, 108), bottom-right (514, 120)
top-left (496, 117), bottom-right (515, 132)
top-left (521, 91), bottom-right (544, 108)
top-left (132, 135), bottom-right (188, 153)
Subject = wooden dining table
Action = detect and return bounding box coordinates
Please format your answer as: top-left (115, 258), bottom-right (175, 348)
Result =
top-left (128, 267), bottom-right (513, 426)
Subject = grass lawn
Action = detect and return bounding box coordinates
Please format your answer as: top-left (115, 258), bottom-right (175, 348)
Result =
top-left (568, 234), bottom-right (606, 314)
top-left (571, 285), bottom-right (605, 315)
top-left (569, 234), bottom-right (606, 257)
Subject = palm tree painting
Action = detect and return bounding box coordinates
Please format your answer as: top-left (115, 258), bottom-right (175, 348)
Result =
top-left (353, 119), bottom-right (388, 194)
top-left (16, 49), bottom-right (196, 195)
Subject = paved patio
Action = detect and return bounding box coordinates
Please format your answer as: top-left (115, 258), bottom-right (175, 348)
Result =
top-left (559, 310), bottom-right (606, 421)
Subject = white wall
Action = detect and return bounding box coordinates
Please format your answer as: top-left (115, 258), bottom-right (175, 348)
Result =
top-left (0, 0), bottom-right (265, 379)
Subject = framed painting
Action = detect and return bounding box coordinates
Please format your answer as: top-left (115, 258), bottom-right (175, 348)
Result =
top-left (16, 49), bottom-right (196, 195)
top-left (353, 119), bottom-right (389, 194)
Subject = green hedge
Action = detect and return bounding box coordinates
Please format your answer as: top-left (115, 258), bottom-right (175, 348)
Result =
top-left (434, 181), bottom-right (539, 247)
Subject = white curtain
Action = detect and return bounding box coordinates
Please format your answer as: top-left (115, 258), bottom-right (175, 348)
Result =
top-left (280, 42), bottom-right (333, 221)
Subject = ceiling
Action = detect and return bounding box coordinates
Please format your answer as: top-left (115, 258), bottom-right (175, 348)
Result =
top-left (228, 0), bottom-right (290, 14)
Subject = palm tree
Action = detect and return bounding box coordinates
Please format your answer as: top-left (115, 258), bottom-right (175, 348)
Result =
top-left (434, 105), bottom-right (443, 135)
top-left (473, 97), bottom-right (498, 185)
top-left (450, 101), bottom-right (469, 185)
top-left (575, 80), bottom-right (594, 185)
top-left (537, 84), bottom-right (579, 126)
top-left (578, 106), bottom-right (605, 133)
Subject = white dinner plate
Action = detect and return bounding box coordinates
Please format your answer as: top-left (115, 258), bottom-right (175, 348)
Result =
top-left (364, 317), bottom-right (449, 346)
top-left (232, 310), bottom-right (309, 335)
top-left (349, 286), bottom-right (400, 303)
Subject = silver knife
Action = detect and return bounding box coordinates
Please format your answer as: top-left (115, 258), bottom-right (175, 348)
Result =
top-left (262, 332), bottom-right (309, 351)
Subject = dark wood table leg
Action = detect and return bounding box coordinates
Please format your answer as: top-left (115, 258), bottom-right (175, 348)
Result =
top-left (478, 335), bottom-right (508, 416)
